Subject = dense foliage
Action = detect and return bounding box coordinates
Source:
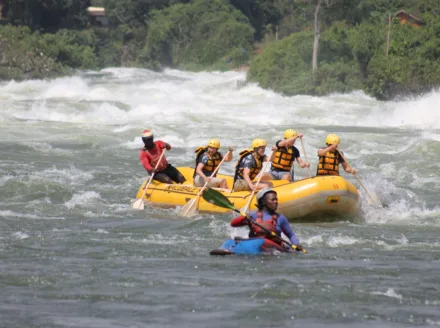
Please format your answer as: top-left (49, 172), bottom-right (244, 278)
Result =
top-left (0, 0), bottom-right (439, 99)
top-left (247, 0), bottom-right (440, 99)
top-left (139, 0), bottom-right (254, 70)
top-left (0, 25), bottom-right (97, 80)
top-left (2, 0), bottom-right (91, 31)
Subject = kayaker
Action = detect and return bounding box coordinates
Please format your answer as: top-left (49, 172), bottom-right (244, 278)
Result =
top-left (230, 188), bottom-right (304, 252)
top-left (194, 139), bottom-right (233, 189)
top-left (262, 129), bottom-right (310, 182)
top-left (139, 129), bottom-right (186, 184)
top-left (232, 138), bottom-right (273, 191)
top-left (317, 134), bottom-right (356, 176)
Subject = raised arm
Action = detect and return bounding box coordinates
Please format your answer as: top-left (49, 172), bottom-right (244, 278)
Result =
top-left (277, 133), bottom-right (304, 148)
top-left (225, 146), bottom-right (234, 162)
top-left (318, 143), bottom-right (337, 156)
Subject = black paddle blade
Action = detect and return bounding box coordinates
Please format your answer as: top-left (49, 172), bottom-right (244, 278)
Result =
top-left (202, 188), bottom-right (235, 211)
top-left (209, 249), bottom-right (234, 256)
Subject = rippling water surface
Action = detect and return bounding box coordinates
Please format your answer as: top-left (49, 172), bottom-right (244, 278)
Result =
top-left (1, 69), bottom-right (440, 327)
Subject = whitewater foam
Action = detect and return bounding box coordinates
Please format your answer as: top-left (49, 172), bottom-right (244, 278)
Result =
top-left (2, 68), bottom-right (439, 223)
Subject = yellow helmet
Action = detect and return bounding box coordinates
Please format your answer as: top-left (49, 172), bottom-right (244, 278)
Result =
top-left (208, 138), bottom-right (220, 149)
top-left (326, 134), bottom-right (340, 145)
top-left (251, 138), bottom-right (267, 149)
top-left (284, 129), bottom-right (297, 139)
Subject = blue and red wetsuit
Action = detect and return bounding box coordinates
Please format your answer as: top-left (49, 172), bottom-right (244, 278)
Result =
top-left (231, 210), bottom-right (299, 252)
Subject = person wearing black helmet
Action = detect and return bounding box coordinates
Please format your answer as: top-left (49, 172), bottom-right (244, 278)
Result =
top-left (230, 188), bottom-right (304, 252)
top-left (139, 129), bottom-right (186, 184)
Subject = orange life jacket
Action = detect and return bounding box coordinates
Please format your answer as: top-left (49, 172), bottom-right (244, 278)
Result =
top-left (234, 150), bottom-right (263, 181)
top-left (194, 146), bottom-right (222, 177)
top-left (271, 146), bottom-right (295, 171)
top-left (317, 150), bottom-right (340, 175)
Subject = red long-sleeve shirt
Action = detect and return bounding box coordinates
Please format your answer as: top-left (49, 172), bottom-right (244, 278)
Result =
top-left (139, 140), bottom-right (169, 172)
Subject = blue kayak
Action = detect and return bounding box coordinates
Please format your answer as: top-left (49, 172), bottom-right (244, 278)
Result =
top-left (210, 237), bottom-right (288, 255)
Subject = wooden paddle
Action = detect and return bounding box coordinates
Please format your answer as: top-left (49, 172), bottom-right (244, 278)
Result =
top-left (240, 151), bottom-right (273, 215)
top-left (132, 148), bottom-right (167, 210)
top-left (202, 188), bottom-right (306, 253)
top-left (180, 150), bottom-right (231, 217)
top-left (337, 150), bottom-right (382, 208)
top-left (300, 138), bottom-right (312, 178)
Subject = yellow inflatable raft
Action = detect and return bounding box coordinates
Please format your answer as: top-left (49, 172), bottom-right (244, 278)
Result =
top-left (135, 167), bottom-right (361, 221)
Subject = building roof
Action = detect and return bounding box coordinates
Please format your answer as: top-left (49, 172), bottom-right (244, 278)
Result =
top-left (394, 10), bottom-right (425, 25)
top-left (87, 7), bottom-right (105, 17)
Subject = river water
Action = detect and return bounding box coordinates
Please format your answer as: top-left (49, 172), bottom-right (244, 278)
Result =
top-left (1, 68), bottom-right (439, 327)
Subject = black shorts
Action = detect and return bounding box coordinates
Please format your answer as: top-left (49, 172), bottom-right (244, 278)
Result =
top-left (158, 164), bottom-right (186, 183)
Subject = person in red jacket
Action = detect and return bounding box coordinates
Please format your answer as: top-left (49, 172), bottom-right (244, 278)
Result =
top-left (139, 129), bottom-right (186, 184)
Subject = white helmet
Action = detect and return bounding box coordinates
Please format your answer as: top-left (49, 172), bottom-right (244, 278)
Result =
top-left (256, 188), bottom-right (276, 202)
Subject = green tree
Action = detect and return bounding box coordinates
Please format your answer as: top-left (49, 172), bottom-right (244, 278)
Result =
top-left (103, 0), bottom-right (190, 28)
top-left (364, 17), bottom-right (440, 99)
top-left (140, 0), bottom-right (254, 70)
top-left (247, 27), bottom-right (361, 97)
top-left (301, 0), bottom-right (337, 72)
top-left (3, 0), bottom-right (91, 31)
top-left (348, 22), bottom-right (384, 80)
top-left (229, 0), bottom-right (285, 40)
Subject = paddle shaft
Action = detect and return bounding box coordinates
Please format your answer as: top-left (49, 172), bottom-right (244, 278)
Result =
top-left (337, 149), bottom-right (377, 204)
top-left (181, 150), bottom-right (231, 216)
top-left (136, 148), bottom-right (167, 209)
top-left (242, 151), bottom-right (273, 214)
top-left (300, 138), bottom-right (312, 178)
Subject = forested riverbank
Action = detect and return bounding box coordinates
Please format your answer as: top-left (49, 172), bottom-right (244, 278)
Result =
top-left (1, 0), bottom-right (439, 100)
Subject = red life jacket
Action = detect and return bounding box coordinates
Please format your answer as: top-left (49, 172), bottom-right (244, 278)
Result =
top-left (143, 142), bottom-right (168, 172)
top-left (249, 211), bottom-right (279, 243)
